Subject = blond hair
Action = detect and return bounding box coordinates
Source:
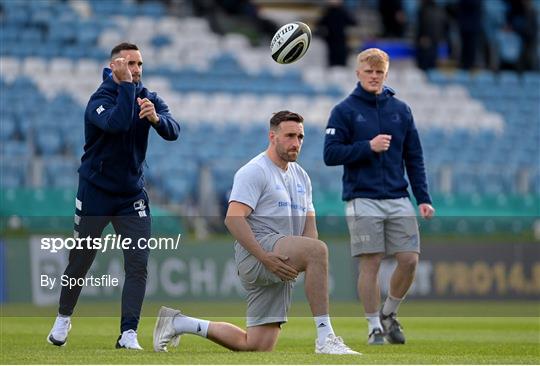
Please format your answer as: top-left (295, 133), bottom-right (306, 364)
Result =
top-left (356, 48), bottom-right (390, 70)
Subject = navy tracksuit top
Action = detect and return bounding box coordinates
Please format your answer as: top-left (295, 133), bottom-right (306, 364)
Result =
top-left (78, 68), bottom-right (180, 195)
top-left (323, 83), bottom-right (431, 205)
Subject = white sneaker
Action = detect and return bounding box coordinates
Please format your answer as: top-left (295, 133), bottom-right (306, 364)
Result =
top-left (315, 334), bottom-right (362, 355)
top-left (153, 306), bottom-right (182, 352)
top-left (47, 315), bottom-right (71, 346)
top-left (115, 329), bottom-right (143, 350)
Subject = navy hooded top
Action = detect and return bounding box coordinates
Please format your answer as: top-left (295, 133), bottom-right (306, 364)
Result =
top-left (323, 83), bottom-right (431, 205)
top-left (78, 68), bottom-right (180, 195)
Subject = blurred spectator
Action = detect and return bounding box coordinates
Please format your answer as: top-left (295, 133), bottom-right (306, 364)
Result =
top-left (457, 0), bottom-right (483, 70)
top-left (378, 0), bottom-right (406, 38)
top-left (415, 0), bottom-right (447, 70)
top-left (193, 0), bottom-right (277, 43)
top-left (191, 0), bottom-right (225, 34)
top-left (215, 0), bottom-right (277, 37)
top-left (317, 0), bottom-right (357, 67)
top-left (504, 0), bottom-right (539, 71)
top-left (496, 27), bottom-right (523, 71)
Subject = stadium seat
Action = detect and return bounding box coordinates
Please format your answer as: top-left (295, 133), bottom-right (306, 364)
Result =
top-left (1, 0), bottom-right (537, 220)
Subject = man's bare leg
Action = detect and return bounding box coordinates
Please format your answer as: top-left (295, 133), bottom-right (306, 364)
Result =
top-left (388, 252), bottom-right (418, 301)
top-left (207, 322), bottom-right (280, 351)
top-left (381, 252), bottom-right (418, 319)
top-left (273, 236), bottom-right (329, 316)
top-left (358, 253), bottom-right (384, 314)
top-left (154, 306), bottom-right (281, 352)
top-left (272, 236), bottom-right (359, 353)
top-left (358, 253), bottom-right (385, 342)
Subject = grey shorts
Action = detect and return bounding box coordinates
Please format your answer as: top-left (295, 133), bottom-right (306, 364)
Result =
top-left (236, 233), bottom-right (293, 327)
top-left (345, 197), bottom-right (420, 257)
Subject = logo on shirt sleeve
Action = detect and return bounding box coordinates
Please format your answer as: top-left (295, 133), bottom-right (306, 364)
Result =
top-left (96, 105), bottom-right (105, 115)
top-left (325, 128), bottom-right (335, 135)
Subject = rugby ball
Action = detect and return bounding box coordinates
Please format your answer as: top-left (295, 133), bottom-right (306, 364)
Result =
top-left (271, 22), bottom-right (311, 64)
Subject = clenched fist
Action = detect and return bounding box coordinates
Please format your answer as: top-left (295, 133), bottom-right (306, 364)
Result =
top-left (370, 134), bottom-right (392, 152)
top-left (137, 97), bottom-right (159, 124)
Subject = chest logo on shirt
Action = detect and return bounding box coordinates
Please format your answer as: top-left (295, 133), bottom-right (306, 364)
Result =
top-left (275, 184), bottom-right (284, 191)
top-left (278, 201), bottom-right (307, 212)
top-left (356, 114), bottom-right (366, 123)
top-left (391, 113), bottom-right (401, 123)
top-left (296, 183), bottom-right (306, 194)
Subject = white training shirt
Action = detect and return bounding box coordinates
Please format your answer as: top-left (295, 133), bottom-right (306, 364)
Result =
top-left (229, 152), bottom-right (315, 262)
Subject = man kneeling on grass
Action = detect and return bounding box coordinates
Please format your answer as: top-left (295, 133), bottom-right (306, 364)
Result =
top-left (153, 111), bottom-right (360, 354)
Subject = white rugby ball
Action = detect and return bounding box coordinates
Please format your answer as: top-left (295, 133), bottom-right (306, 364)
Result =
top-left (271, 22), bottom-right (311, 64)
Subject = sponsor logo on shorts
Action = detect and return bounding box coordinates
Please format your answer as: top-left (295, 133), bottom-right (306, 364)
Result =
top-left (133, 199), bottom-right (147, 217)
top-left (359, 235), bottom-right (370, 242)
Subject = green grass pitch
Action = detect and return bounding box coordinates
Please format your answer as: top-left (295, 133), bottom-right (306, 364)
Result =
top-left (1, 301), bottom-right (539, 364)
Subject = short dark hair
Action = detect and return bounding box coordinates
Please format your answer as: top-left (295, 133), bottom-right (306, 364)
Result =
top-left (270, 110), bottom-right (304, 130)
top-left (110, 42), bottom-right (139, 59)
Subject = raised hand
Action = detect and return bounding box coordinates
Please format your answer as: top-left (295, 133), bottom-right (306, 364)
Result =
top-left (110, 54), bottom-right (132, 83)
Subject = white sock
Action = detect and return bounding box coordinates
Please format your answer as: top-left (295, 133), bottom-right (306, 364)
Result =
top-left (173, 315), bottom-right (210, 338)
top-left (314, 315), bottom-right (335, 344)
top-left (382, 294), bottom-right (403, 316)
top-left (365, 312), bottom-right (382, 333)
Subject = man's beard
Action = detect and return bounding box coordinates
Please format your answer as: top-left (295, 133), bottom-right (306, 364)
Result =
top-left (277, 145), bottom-right (299, 162)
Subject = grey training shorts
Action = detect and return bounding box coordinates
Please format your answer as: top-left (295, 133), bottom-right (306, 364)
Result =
top-left (236, 233), bottom-right (294, 327)
top-left (345, 197), bottom-right (420, 257)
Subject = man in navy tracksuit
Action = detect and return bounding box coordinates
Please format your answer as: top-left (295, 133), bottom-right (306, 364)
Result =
top-left (47, 42), bottom-right (180, 349)
top-left (323, 48), bottom-right (435, 346)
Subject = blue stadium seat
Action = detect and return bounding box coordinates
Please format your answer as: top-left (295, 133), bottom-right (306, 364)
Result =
top-left (0, 118), bottom-right (17, 141)
top-left (45, 158), bottom-right (79, 188)
top-left (2, 140), bottom-right (31, 158)
top-left (1, 0), bottom-right (537, 203)
top-left (36, 130), bottom-right (64, 155)
top-left (163, 176), bottom-right (192, 203)
top-left (139, 2), bottom-right (166, 17)
top-left (1, 160), bottom-right (27, 188)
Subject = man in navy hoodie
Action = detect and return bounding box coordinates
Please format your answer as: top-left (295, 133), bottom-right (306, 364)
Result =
top-left (47, 42), bottom-right (180, 349)
top-left (323, 48), bottom-right (434, 345)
